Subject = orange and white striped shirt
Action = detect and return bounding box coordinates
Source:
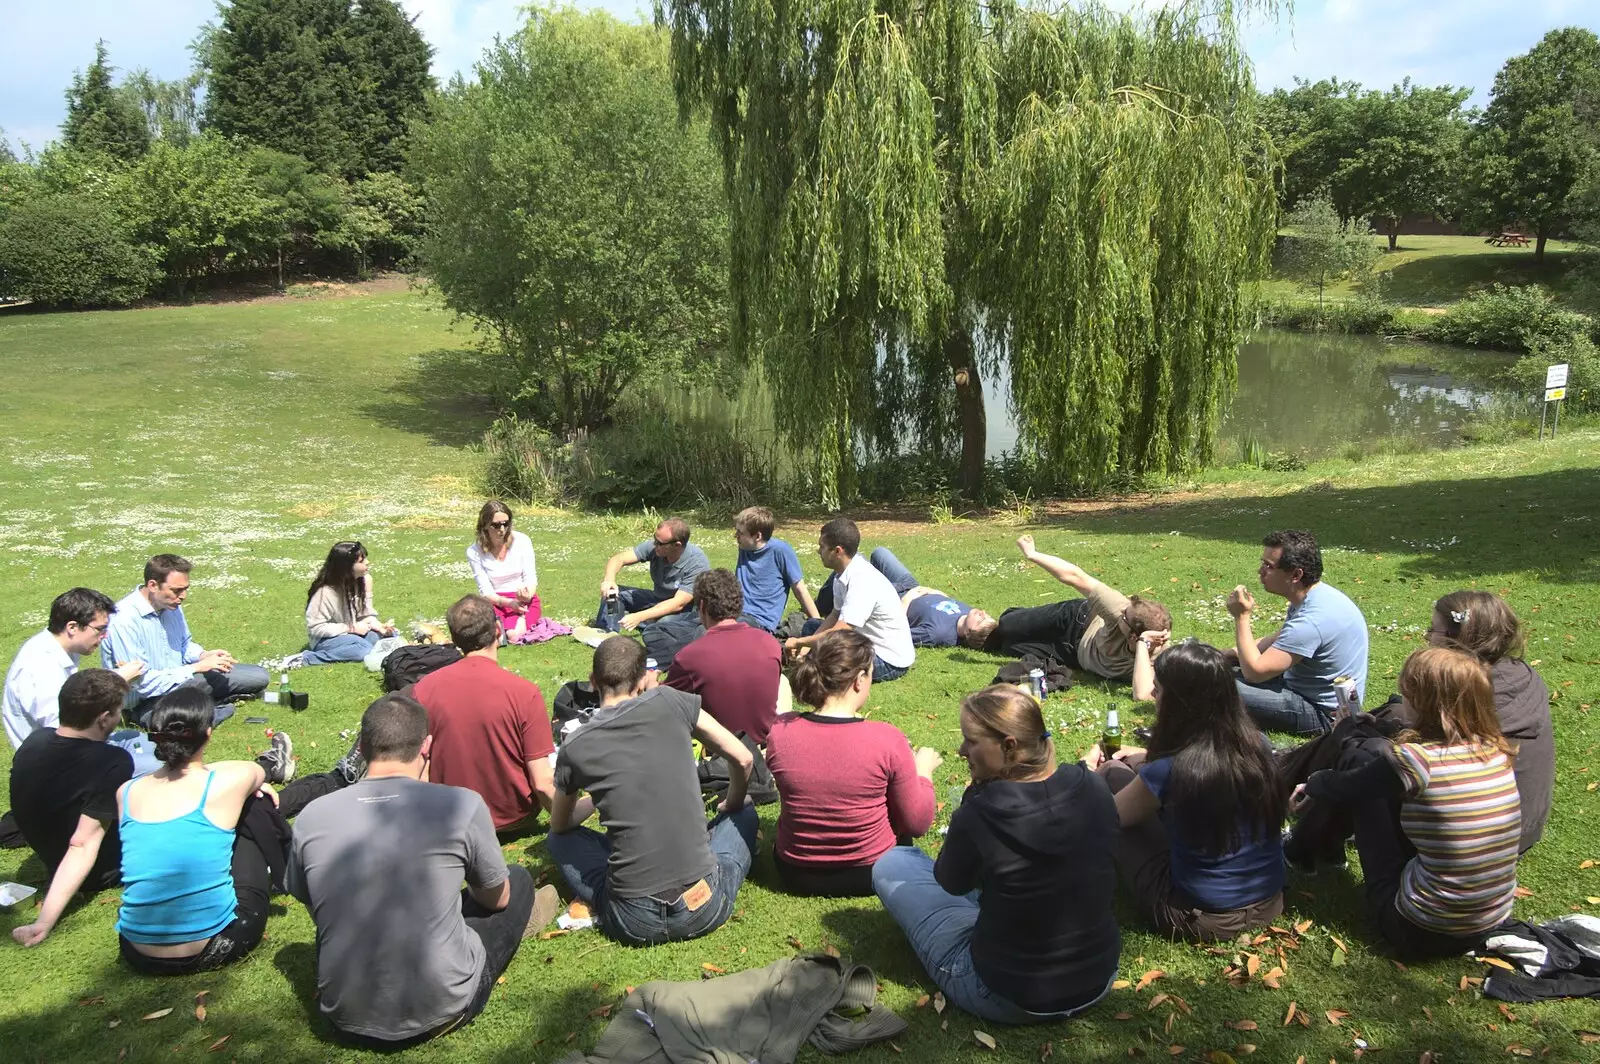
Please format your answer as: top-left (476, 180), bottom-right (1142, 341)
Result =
top-left (1392, 741), bottom-right (1521, 936)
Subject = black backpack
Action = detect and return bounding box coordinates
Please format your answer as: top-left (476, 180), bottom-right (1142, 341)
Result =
top-left (993, 657), bottom-right (1073, 695)
top-left (551, 679), bottom-right (602, 746)
top-left (381, 644), bottom-right (463, 692)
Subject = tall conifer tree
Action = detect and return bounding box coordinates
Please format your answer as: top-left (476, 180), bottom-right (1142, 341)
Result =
top-left (63, 41), bottom-right (151, 161)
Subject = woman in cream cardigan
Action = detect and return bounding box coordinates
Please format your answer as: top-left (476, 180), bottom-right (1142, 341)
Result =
top-left (301, 541), bottom-right (396, 665)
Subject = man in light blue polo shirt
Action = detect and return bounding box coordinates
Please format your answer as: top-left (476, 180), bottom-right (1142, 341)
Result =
top-left (102, 553), bottom-right (269, 726)
top-left (1227, 529), bottom-right (1368, 736)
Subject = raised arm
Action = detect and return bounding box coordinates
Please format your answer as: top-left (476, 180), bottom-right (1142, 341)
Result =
top-left (885, 742), bottom-right (940, 839)
top-left (1016, 535), bottom-right (1103, 597)
top-left (1228, 586), bottom-right (1295, 683)
top-left (599, 548), bottom-right (642, 595)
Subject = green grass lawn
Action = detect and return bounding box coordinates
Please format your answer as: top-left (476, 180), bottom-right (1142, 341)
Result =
top-left (1, 290), bottom-right (1599, 1063)
top-left (1255, 233), bottom-right (1591, 310)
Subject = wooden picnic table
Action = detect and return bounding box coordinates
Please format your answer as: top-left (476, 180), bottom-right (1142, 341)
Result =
top-left (1485, 231), bottom-right (1531, 247)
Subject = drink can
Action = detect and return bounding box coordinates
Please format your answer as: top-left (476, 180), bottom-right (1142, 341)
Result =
top-left (1333, 676), bottom-right (1360, 716)
top-left (1027, 668), bottom-right (1046, 701)
top-left (646, 657), bottom-right (659, 673)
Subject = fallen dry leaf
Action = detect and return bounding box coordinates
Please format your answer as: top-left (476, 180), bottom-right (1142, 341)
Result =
top-left (786, 936), bottom-right (804, 950)
top-left (1576, 1030), bottom-right (1600, 1044)
top-left (1135, 969), bottom-right (1165, 991)
top-left (1481, 957), bottom-right (1517, 971)
top-left (1587, 897), bottom-right (1600, 905)
top-left (1147, 992), bottom-right (1170, 1011)
top-left (1040, 1040), bottom-right (1054, 1061)
top-left (1226, 1019), bottom-right (1259, 1031)
top-left (1419, 1053), bottom-right (1436, 1064)
top-left (1168, 1047), bottom-right (1184, 1057)
top-left (1262, 966), bottom-right (1286, 989)
top-left (1498, 1003), bottom-right (1518, 1022)
top-left (1512, 886), bottom-right (1534, 898)
top-left (1423, 1006), bottom-right (1434, 1021)
top-left (77, 995), bottom-right (105, 1007)
top-left (823, 944), bottom-right (841, 958)
top-left (1284, 1002), bottom-right (1299, 1027)
top-left (1583, 860), bottom-right (1597, 870)
top-left (1329, 935), bottom-right (1348, 952)
top-left (974, 1030), bottom-right (997, 1049)
top-left (915, 994), bottom-right (930, 1009)
top-left (107, 1020), bottom-right (120, 1029)
top-left (934, 991), bottom-right (947, 1014)
top-left (1114, 1012), bottom-right (1134, 1020)
top-left (1326, 1009), bottom-right (1349, 1026)
top-left (142, 1008), bottom-right (173, 1021)
top-left (1505, 1044), bottom-right (1534, 1057)
top-left (1460, 976), bottom-right (1484, 990)
top-left (207, 1035), bottom-right (231, 1052)
top-left (1234, 1047), bottom-right (1257, 1056)
top-left (700, 963), bottom-right (726, 974)
top-left (1246, 954), bottom-right (1261, 978)
top-left (195, 1003), bottom-right (207, 1023)
top-left (887, 1043), bottom-right (902, 1054)
top-left (1204, 1053), bottom-right (1238, 1064)
top-left (539, 929), bottom-right (570, 940)
top-left (1294, 919), bottom-right (1313, 934)
top-left (1112, 979), bottom-right (1132, 990)
top-left (117, 1049), bottom-right (128, 1063)
top-left (589, 1004), bottom-right (614, 1019)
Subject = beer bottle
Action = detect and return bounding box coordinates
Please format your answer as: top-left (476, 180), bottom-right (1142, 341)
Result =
top-left (1102, 706), bottom-right (1122, 758)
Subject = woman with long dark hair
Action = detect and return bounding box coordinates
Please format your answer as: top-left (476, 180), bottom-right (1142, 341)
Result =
top-left (1296, 646), bottom-right (1521, 958)
top-left (115, 687), bottom-right (290, 974)
top-left (1090, 639), bottom-right (1286, 940)
top-left (764, 630), bottom-right (939, 897)
top-left (302, 541), bottom-right (396, 665)
top-left (1428, 591), bottom-right (1551, 852)
top-left (467, 501), bottom-right (541, 643)
top-left (874, 684), bottom-right (1119, 1024)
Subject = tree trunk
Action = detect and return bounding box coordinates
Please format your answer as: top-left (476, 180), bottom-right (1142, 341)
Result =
top-left (1535, 232), bottom-right (1547, 264)
top-left (276, 248), bottom-right (284, 290)
top-left (1386, 218), bottom-right (1399, 251)
top-left (944, 326), bottom-right (987, 500)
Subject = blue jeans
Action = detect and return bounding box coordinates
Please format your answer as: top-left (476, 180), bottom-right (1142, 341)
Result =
top-left (872, 846), bottom-right (1113, 1025)
top-left (594, 587), bottom-right (670, 632)
top-left (301, 630), bottom-right (383, 665)
top-left (1234, 673), bottom-right (1331, 736)
top-left (129, 669), bottom-right (255, 728)
top-left (109, 729), bottom-right (162, 776)
top-left (546, 806), bottom-right (758, 946)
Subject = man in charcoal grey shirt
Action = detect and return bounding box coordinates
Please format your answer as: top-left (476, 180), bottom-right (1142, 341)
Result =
top-left (287, 693), bottom-right (557, 1047)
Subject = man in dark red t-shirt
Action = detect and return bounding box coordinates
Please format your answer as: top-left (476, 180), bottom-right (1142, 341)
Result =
top-left (666, 570), bottom-right (782, 743)
top-left (414, 595), bottom-right (555, 830)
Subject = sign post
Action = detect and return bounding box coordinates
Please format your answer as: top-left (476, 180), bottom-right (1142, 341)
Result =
top-left (1540, 363), bottom-right (1569, 440)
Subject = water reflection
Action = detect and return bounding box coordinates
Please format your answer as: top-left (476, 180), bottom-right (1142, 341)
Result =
top-left (984, 331), bottom-right (1522, 460)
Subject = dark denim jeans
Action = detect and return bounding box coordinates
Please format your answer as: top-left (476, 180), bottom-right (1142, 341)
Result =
top-left (1234, 673), bottom-right (1331, 736)
top-left (547, 806), bottom-right (758, 946)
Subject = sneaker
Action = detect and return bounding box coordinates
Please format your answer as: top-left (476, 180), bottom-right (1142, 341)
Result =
top-left (1282, 828), bottom-right (1317, 876)
top-left (259, 731), bottom-right (296, 784)
top-left (524, 884), bottom-right (561, 938)
top-left (334, 734), bottom-right (367, 786)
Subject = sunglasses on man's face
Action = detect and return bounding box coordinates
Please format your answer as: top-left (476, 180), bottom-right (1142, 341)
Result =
top-left (654, 538), bottom-right (679, 548)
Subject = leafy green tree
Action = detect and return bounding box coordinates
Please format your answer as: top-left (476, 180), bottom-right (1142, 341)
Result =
top-left (412, 7), bottom-right (729, 435)
top-left (0, 129), bottom-right (15, 165)
top-left (119, 69), bottom-right (204, 148)
top-left (662, 0), bottom-right (1277, 502)
top-left (348, 0), bottom-right (434, 173)
top-left (63, 41), bottom-right (151, 161)
top-left (1278, 195), bottom-right (1379, 317)
top-left (1462, 27), bottom-right (1600, 262)
top-left (128, 134), bottom-right (281, 291)
top-left (339, 170), bottom-right (424, 271)
top-left (204, 0), bottom-right (431, 177)
top-left (246, 147), bottom-right (350, 285)
top-left (1259, 78), bottom-right (1354, 211)
top-left (0, 192), bottom-right (161, 306)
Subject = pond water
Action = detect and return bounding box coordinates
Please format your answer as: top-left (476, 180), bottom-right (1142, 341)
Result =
top-left (982, 330), bottom-right (1525, 461)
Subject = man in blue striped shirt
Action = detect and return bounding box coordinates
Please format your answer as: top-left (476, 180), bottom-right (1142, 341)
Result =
top-left (101, 554), bottom-right (269, 726)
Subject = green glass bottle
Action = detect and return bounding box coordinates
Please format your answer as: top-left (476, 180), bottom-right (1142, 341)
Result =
top-left (1101, 706), bottom-right (1122, 758)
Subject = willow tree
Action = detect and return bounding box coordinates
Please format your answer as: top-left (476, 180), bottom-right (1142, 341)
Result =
top-left (660, 0), bottom-right (1278, 504)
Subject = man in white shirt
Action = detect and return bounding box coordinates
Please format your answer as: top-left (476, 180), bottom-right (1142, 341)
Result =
top-left (3, 588), bottom-right (153, 770)
top-left (783, 518), bottom-right (915, 681)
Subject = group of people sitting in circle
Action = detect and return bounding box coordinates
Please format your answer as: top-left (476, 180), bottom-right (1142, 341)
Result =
top-left (0, 504), bottom-right (1555, 1045)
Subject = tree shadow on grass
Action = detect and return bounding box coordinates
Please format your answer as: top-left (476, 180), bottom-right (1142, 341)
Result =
top-left (1378, 249), bottom-right (1583, 306)
top-left (358, 346), bottom-right (508, 449)
top-left (1036, 467), bottom-right (1600, 585)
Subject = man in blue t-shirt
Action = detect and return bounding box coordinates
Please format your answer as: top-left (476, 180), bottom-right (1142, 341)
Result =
top-left (732, 507), bottom-right (819, 634)
top-left (814, 546), bottom-right (995, 649)
top-left (1226, 529), bottom-right (1369, 737)
top-left (595, 517), bottom-right (711, 668)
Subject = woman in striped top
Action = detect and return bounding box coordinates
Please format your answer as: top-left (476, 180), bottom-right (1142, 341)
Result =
top-left (1295, 646), bottom-right (1520, 959)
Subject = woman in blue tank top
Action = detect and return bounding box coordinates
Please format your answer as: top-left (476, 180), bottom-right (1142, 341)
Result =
top-left (116, 687), bottom-right (288, 974)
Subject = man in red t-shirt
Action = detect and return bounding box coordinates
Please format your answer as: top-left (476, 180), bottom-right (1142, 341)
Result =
top-left (414, 595), bottom-right (555, 830)
top-left (665, 570), bottom-right (782, 743)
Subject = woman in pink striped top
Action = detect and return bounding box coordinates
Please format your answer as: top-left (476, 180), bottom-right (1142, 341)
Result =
top-left (1296, 647), bottom-right (1521, 958)
top-left (764, 630), bottom-right (941, 896)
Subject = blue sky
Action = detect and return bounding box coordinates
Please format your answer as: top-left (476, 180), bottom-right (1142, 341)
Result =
top-left (3, 1), bottom-right (1597, 155)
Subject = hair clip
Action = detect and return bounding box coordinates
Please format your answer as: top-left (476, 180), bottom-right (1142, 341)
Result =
top-left (1449, 609), bottom-right (1469, 625)
top-left (1040, 728), bottom-right (1052, 739)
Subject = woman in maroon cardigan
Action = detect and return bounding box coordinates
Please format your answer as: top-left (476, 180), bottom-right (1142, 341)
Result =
top-left (764, 630), bottom-right (941, 896)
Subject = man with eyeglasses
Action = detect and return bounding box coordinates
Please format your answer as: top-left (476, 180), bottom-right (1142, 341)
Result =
top-left (594, 517), bottom-right (711, 667)
top-left (102, 553), bottom-right (270, 727)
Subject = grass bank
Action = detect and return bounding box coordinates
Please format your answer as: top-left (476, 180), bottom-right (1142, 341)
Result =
top-left (1, 294), bottom-right (1599, 1062)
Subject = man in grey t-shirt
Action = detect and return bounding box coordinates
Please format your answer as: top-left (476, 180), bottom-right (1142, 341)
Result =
top-left (546, 636), bottom-right (757, 946)
top-left (593, 515), bottom-right (712, 667)
top-left (287, 694), bottom-right (557, 1046)
top-left (1226, 529), bottom-right (1369, 736)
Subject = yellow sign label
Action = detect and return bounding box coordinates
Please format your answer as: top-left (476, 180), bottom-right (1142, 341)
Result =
top-left (1546, 387), bottom-right (1567, 401)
